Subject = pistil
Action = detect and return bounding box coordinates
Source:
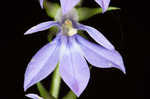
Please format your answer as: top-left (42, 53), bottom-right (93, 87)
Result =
top-left (62, 19), bottom-right (77, 36)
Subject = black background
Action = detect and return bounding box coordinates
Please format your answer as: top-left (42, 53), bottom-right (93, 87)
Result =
top-left (0, 0), bottom-right (148, 99)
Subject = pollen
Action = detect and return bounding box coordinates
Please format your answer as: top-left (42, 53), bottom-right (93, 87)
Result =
top-left (64, 19), bottom-right (72, 25)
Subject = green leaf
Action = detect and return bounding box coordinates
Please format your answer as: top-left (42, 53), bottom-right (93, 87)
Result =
top-left (62, 91), bottom-right (77, 99)
top-left (77, 6), bottom-right (120, 21)
top-left (44, 1), bottom-right (60, 19)
top-left (37, 82), bottom-right (54, 99)
top-left (107, 7), bottom-right (120, 11)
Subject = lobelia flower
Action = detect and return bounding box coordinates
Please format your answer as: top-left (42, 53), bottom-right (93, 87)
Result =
top-left (24, 9), bottom-right (125, 97)
top-left (39, 0), bottom-right (110, 14)
top-left (26, 93), bottom-right (43, 99)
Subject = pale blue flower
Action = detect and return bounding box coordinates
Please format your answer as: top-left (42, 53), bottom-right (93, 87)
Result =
top-left (26, 93), bottom-right (43, 99)
top-left (39, 0), bottom-right (110, 14)
top-left (24, 9), bottom-right (125, 97)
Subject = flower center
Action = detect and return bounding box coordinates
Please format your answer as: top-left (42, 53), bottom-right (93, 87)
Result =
top-left (62, 19), bottom-right (77, 36)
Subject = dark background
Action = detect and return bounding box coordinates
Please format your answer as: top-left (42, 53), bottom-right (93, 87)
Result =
top-left (0, 0), bottom-right (148, 99)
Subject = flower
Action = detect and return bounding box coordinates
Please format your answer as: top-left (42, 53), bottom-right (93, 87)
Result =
top-left (39, 0), bottom-right (110, 14)
top-left (24, 9), bottom-right (125, 97)
top-left (26, 93), bottom-right (43, 99)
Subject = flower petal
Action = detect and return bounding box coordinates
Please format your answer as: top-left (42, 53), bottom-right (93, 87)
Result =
top-left (59, 36), bottom-right (90, 97)
top-left (95, 0), bottom-right (110, 12)
top-left (24, 21), bottom-right (59, 35)
top-left (26, 93), bottom-right (43, 99)
top-left (39, 0), bottom-right (44, 8)
top-left (76, 35), bottom-right (125, 74)
top-left (77, 23), bottom-right (115, 50)
top-left (60, 0), bottom-right (80, 15)
top-left (24, 37), bottom-right (60, 91)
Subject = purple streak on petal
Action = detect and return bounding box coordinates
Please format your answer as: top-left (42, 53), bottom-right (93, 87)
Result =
top-left (95, 0), bottom-right (110, 12)
top-left (39, 0), bottom-right (44, 9)
top-left (76, 35), bottom-right (125, 74)
top-left (77, 23), bottom-right (115, 50)
top-left (24, 21), bottom-right (59, 35)
top-left (26, 93), bottom-right (43, 99)
top-left (60, 0), bottom-right (80, 15)
top-left (24, 37), bottom-right (61, 91)
top-left (59, 36), bottom-right (90, 97)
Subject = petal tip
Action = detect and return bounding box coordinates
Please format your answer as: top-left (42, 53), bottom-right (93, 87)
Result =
top-left (24, 80), bottom-right (31, 92)
top-left (121, 67), bottom-right (126, 74)
top-left (24, 82), bottom-right (29, 92)
top-left (95, 0), bottom-right (110, 13)
top-left (71, 87), bottom-right (82, 97)
top-left (24, 32), bottom-right (30, 35)
top-left (26, 93), bottom-right (43, 99)
top-left (24, 29), bottom-right (35, 35)
top-left (24, 86), bottom-right (27, 92)
top-left (117, 62), bottom-right (126, 74)
top-left (39, 0), bottom-right (44, 9)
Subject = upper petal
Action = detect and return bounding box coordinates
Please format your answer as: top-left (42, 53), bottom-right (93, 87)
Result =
top-left (39, 0), bottom-right (44, 8)
top-left (60, 0), bottom-right (80, 15)
top-left (24, 37), bottom-right (61, 91)
top-left (24, 21), bottom-right (59, 35)
top-left (76, 35), bottom-right (125, 74)
top-left (26, 93), bottom-right (43, 99)
top-left (95, 0), bottom-right (110, 12)
top-left (59, 36), bottom-right (90, 97)
top-left (77, 23), bottom-right (115, 50)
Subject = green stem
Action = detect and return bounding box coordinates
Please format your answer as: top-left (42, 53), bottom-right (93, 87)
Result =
top-left (50, 64), bottom-right (61, 99)
top-left (63, 91), bottom-right (77, 99)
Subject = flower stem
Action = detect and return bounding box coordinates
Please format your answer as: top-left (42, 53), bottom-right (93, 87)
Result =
top-left (50, 64), bottom-right (61, 99)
